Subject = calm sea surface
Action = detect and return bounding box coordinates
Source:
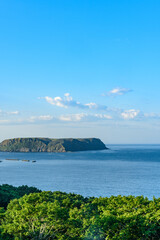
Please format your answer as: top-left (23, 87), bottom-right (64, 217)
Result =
top-left (0, 144), bottom-right (160, 199)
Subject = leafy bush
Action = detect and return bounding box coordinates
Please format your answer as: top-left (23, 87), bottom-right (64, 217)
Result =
top-left (0, 184), bottom-right (41, 208)
top-left (1, 186), bottom-right (160, 239)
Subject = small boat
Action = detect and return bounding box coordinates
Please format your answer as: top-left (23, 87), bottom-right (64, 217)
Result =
top-left (32, 160), bottom-right (36, 163)
top-left (22, 160), bottom-right (30, 162)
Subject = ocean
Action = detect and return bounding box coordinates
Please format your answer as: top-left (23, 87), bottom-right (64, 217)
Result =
top-left (0, 144), bottom-right (160, 199)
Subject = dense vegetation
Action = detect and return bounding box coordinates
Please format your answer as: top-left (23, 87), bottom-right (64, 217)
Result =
top-left (1, 185), bottom-right (160, 239)
top-left (0, 138), bottom-right (107, 152)
top-left (0, 184), bottom-right (41, 208)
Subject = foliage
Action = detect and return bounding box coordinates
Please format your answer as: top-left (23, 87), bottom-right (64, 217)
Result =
top-left (0, 184), bottom-right (41, 208)
top-left (1, 186), bottom-right (160, 239)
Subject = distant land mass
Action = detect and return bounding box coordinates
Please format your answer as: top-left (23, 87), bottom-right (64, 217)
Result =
top-left (0, 138), bottom-right (107, 152)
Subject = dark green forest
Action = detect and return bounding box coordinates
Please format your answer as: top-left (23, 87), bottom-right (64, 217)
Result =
top-left (1, 185), bottom-right (160, 239)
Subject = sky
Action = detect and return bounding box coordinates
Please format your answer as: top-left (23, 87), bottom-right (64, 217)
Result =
top-left (0, 0), bottom-right (160, 143)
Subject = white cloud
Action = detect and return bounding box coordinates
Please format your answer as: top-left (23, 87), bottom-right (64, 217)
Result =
top-left (59, 113), bottom-right (112, 122)
top-left (107, 87), bottom-right (132, 96)
top-left (84, 102), bottom-right (98, 109)
top-left (64, 93), bottom-right (73, 101)
top-left (29, 115), bottom-right (53, 122)
top-left (44, 96), bottom-right (67, 108)
top-left (121, 109), bottom-right (140, 119)
top-left (41, 93), bottom-right (107, 111)
top-left (59, 113), bottom-right (87, 122)
top-left (94, 114), bottom-right (112, 119)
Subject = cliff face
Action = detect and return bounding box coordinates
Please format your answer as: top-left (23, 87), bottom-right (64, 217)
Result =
top-left (0, 138), bottom-right (107, 152)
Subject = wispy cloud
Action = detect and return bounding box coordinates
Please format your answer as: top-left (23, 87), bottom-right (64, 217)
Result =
top-left (143, 113), bottom-right (160, 119)
top-left (0, 109), bottom-right (20, 124)
top-left (0, 110), bottom-right (19, 116)
top-left (40, 93), bottom-right (108, 111)
top-left (105, 87), bottom-right (132, 96)
top-left (29, 115), bottom-right (54, 122)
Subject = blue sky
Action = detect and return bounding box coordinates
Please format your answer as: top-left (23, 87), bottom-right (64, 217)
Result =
top-left (0, 0), bottom-right (160, 143)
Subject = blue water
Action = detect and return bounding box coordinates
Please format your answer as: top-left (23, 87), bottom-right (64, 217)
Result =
top-left (0, 144), bottom-right (160, 199)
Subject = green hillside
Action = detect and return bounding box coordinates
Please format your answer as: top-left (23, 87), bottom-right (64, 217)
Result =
top-left (0, 137), bottom-right (107, 152)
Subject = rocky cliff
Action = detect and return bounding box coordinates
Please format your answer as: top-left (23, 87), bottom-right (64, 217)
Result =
top-left (0, 138), bottom-right (107, 152)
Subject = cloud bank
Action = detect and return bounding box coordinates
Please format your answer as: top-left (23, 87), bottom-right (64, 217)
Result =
top-left (29, 113), bottom-right (112, 123)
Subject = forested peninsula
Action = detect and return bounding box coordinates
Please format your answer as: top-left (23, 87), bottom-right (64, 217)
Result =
top-left (0, 137), bottom-right (107, 152)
